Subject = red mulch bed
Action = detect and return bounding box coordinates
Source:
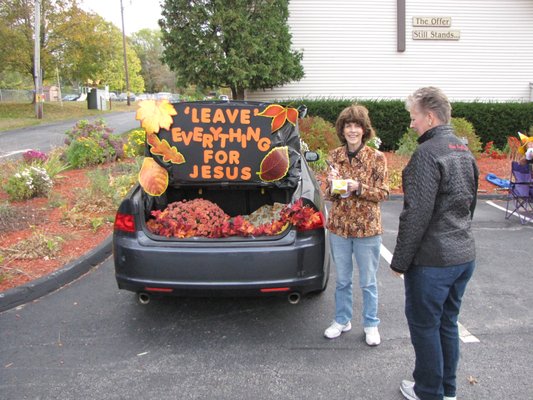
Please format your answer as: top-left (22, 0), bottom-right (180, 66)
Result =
top-left (0, 168), bottom-right (112, 292)
top-left (0, 153), bottom-right (511, 293)
top-left (384, 152), bottom-right (511, 195)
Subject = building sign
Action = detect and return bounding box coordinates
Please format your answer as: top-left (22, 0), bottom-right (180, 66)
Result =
top-left (412, 16), bottom-right (451, 27)
top-left (413, 29), bottom-right (460, 40)
top-left (412, 16), bottom-right (459, 41)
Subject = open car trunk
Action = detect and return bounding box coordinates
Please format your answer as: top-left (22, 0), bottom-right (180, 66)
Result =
top-left (143, 185), bottom-right (295, 219)
top-left (136, 100), bottom-right (305, 241)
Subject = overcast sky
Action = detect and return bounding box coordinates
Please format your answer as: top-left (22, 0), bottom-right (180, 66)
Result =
top-left (78, 0), bottom-right (162, 34)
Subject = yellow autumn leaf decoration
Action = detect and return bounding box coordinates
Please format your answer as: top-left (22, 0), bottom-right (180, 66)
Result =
top-left (136, 100), bottom-right (177, 134)
top-left (138, 157), bottom-right (169, 196)
top-left (146, 133), bottom-right (186, 164)
top-left (258, 104), bottom-right (299, 133)
top-left (518, 132), bottom-right (533, 155)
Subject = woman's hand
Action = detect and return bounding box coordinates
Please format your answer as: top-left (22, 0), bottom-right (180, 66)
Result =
top-left (391, 270), bottom-right (404, 278)
top-left (345, 178), bottom-right (360, 194)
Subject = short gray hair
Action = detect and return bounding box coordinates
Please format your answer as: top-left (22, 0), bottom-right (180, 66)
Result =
top-left (405, 86), bottom-right (452, 124)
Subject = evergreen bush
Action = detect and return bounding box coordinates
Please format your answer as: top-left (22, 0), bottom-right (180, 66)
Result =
top-left (289, 98), bottom-right (533, 151)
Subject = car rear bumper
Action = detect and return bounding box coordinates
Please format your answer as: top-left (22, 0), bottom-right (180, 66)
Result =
top-left (113, 229), bottom-right (329, 296)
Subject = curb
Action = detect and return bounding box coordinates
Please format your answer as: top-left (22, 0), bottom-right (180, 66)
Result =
top-left (0, 235), bottom-right (112, 313)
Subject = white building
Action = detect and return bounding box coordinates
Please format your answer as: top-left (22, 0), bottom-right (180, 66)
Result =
top-left (246, 0), bottom-right (533, 102)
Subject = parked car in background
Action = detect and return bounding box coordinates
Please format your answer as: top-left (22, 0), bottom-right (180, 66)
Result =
top-left (155, 92), bottom-right (172, 100)
top-left (136, 93), bottom-right (154, 101)
top-left (113, 100), bottom-right (330, 305)
top-left (62, 94), bottom-right (79, 101)
top-left (154, 92), bottom-right (180, 102)
top-left (108, 92), bottom-right (118, 101)
top-left (118, 92), bottom-right (137, 102)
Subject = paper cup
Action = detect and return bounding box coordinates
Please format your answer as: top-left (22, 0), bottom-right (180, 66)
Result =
top-left (331, 179), bottom-right (348, 196)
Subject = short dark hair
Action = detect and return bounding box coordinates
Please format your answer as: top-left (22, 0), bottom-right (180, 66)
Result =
top-left (335, 104), bottom-right (375, 145)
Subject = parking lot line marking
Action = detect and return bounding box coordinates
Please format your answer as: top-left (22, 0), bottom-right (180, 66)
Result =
top-left (380, 244), bottom-right (393, 264)
top-left (380, 243), bottom-right (480, 344)
top-left (459, 322), bottom-right (480, 343)
top-left (0, 149), bottom-right (32, 159)
top-left (486, 200), bottom-right (533, 223)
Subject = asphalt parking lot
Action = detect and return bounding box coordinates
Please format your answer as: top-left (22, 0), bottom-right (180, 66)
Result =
top-left (0, 199), bottom-right (532, 399)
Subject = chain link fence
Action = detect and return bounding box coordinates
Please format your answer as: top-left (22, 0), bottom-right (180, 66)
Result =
top-left (0, 89), bottom-right (35, 103)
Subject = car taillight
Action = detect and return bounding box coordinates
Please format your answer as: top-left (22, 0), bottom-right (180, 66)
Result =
top-left (114, 212), bottom-right (135, 233)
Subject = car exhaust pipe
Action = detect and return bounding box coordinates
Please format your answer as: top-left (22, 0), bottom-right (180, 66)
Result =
top-left (137, 292), bottom-right (151, 305)
top-left (288, 292), bottom-right (301, 305)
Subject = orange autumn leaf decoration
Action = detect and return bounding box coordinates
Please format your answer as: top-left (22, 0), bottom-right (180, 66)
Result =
top-left (258, 104), bottom-right (298, 133)
top-left (257, 146), bottom-right (289, 182)
top-left (136, 100), bottom-right (177, 134)
top-left (146, 133), bottom-right (185, 164)
top-left (139, 157), bottom-right (169, 196)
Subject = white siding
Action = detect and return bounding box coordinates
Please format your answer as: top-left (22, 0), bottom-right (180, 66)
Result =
top-left (246, 0), bottom-right (533, 102)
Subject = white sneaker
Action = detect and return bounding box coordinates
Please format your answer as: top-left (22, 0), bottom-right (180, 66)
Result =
top-left (364, 326), bottom-right (381, 346)
top-left (400, 380), bottom-right (420, 400)
top-left (443, 396), bottom-right (457, 400)
top-left (324, 321), bottom-right (352, 339)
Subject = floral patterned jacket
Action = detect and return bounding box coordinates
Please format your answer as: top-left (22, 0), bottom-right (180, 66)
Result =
top-left (325, 145), bottom-right (389, 238)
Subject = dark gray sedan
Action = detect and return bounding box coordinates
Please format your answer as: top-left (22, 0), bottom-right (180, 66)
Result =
top-left (112, 100), bottom-right (331, 304)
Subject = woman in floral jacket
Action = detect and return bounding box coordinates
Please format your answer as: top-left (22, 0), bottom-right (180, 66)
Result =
top-left (323, 104), bottom-right (389, 345)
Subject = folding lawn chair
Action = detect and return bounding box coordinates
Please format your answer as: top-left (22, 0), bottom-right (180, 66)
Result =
top-left (505, 161), bottom-right (533, 224)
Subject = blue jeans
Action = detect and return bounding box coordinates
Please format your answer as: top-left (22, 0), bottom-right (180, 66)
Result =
top-left (329, 233), bottom-right (381, 327)
top-left (404, 260), bottom-right (475, 400)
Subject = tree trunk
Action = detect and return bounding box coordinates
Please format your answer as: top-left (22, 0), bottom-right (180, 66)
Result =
top-left (232, 86), bottom-right (246, 100)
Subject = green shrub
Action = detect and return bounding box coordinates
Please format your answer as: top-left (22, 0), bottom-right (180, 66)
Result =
top-left (309, 148), bottom-right (328, 173)
top-left (395, 118), bottom-right (483, 157)
top-left (298, 116), bottom-right (340, 152)
top-left (64, 119), bottom-right (125, 166)
top-left (5, 166), bottom-right (53, 201)
top-left (124, 128), bottom-right (146, 158)
top-left (396, 129), bottom-right (419, 157)
top-left (451, 118), bottom-right (482, 156)
top-left (42, 148), bottom-right (70, 178)
top-left (65, 137), bottom-right (105, 168)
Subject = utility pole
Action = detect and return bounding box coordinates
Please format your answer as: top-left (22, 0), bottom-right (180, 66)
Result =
top-left (120, 0), bottom-right (131, 106)
top-left (34, 0), bottom-right (43, 118)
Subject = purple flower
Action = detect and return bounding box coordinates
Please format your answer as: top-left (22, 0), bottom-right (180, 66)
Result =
top-left (23, 150), bottom-right (48, 164)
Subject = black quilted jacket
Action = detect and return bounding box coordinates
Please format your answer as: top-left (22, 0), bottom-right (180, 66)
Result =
top-left (390, 124), bottom-right (479, 273)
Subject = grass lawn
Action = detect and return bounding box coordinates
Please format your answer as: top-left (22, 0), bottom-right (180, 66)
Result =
top-left (0, 101), bottom-right (137, 131)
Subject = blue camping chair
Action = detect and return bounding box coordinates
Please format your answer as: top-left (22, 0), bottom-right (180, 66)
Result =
top-left (505, 161), bottom-right (533, 224)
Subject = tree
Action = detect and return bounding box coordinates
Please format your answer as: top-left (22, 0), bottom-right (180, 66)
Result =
top-left (159, 0), bottom-right (304, 100)
top-left (58, 11), bottom-right (118, 87)
top-left (61, 13), bottom-right (145, 93)
top-left (0, 0), bottom-right (80, 93)
top-left (101, 44), bottom-right (145, 93)
top-left (131, 29), bottom-right (177, 93)
top-left (0, 0), bottom-right (144, 95)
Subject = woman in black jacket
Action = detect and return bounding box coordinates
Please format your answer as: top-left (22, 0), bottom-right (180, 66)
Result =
top-left (391, 87), bottom-right (479, 400)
